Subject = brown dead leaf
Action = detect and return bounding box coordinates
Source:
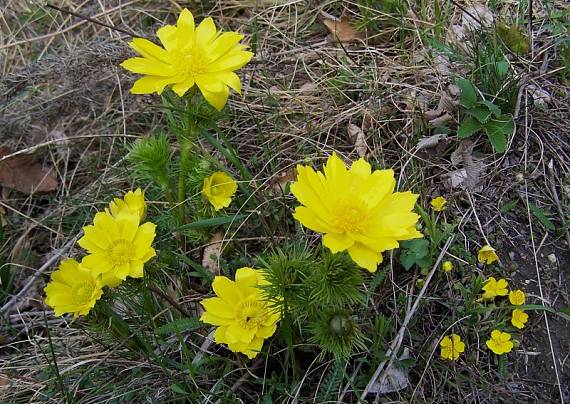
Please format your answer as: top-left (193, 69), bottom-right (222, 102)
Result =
top-left (298, 82), bottom-right (318, 94)
top-left (445, 140), bottom-right (484, 191)
top-left (347, 124), bottom-right (368, 157)
top-left (416, 134), bottom-right (447, 151)
top-left (0, 147), bottom-right (58, 194)
top-left (323, 16), bottom-right (363, 43)
top-left (269, 169), bottom-right (297, 196)
top-left (202, 232), bottom-right (224, 275)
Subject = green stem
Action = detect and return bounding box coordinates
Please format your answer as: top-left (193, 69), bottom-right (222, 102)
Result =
top-left (178, 139), bottom-right (191, 224)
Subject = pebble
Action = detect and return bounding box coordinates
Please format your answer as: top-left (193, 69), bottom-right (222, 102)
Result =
top-left (547, 254), bottom-right (557, 264)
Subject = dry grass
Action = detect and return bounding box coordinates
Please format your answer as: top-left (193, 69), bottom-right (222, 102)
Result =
top-left (1, 0), bottom-right (569, 402)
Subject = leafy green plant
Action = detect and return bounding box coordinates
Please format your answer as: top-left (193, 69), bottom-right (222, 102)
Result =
top-left (495, 22), bottom-right (530, 55)
top-left (456, 78), bottom-right (515, 153)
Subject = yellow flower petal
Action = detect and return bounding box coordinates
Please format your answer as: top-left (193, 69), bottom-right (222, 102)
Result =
top-left (156, 25), bottom-right (177, 50)
top-left (207, 50), bottom-right (253, 72)
top-left (120, 57), bottom-right (176, 77)
top-left (171, 77), bottom-right (196, 97)
top-left (235, 267), bottom-right (259, 290)
top-left (129, 38), bottom-right (170, 62)
top-left (347, 242), bottom-right (382, 272)
top-left (225, 321), bottom-right (256, 344)
top-left (201, 297), bottom-right (234, 319)
top-left (130, 75), bottom-right (184, 94)
top-left (323, 232), bottom-right (354, 253)
top-left (198, 85), bottom-right (229, 111)
top-left (175, 8), bottom-right (195, 47)
top-left (212, 276), bottom-right (242, 303)
top-left (195, 16), bottom-right (217, 44)
top-left (293, 206), bottom-right (336, 234)
top-left (209, 32), bottom-right (244, 61)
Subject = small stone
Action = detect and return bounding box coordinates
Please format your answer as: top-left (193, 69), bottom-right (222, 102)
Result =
top-left (547, 254), bottom-right (557, 264)
top-left (509, 251), bottom-right (516, 260)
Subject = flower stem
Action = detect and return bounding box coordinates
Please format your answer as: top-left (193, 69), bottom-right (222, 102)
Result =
top-left (177, 139), bottom-right (191, 224)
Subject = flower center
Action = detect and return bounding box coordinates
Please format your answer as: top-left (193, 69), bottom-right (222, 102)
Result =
top-left (332, 201), bottom-right (368, 233)
top-left (237, 299), bottom-right (267, 330)
top-left (71, 281), bottom-right (95, 305)
top-left (108, 240), bottom-right (134, 266)
top-left (210, 183), bottom-right (225, 196)
top-left (172, 50), bottom-right (208, 78)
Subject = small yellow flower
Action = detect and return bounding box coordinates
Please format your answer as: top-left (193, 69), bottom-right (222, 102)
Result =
top-left (200, 267), bottom-right (281, 359)
top-left (478, 244), bottom-right (499, 264)
top-left (78, 211), bottom-right (156, 287)
top-left (511, 309), bottom-right (529, 329)
top-left (440, 333), bottom-right (465, 360)
top-left (486, 330), bottom-right (514, 355)
top-left (120, 8), bottom-right (253, 110)
top-left (509, 289), bottom-right (525, 306)
top-left (108, 188), bottom-right (146, 221)
top-left (202, 171), bottom-right (238, 211)
top-left (482, 277), bottom-right (509, 300)
top-left (291, 153), bottom-right (422, 272)
top-left (431, 196), bottom-right (447, 212)
top-left (44, 259), bottom-right (103, 318)
top-left (442, 260), bottom-right (453, 272)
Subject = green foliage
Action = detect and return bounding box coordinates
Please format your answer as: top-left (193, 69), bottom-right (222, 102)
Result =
top-left (456, 78), bottom-right (515, 153)
top-left (154, 317), bottom-right (203, 335)
top-left (399, 239), bottom-right (431, 270)
top-left (0, 220), bottom-right (14, 304)
top-left (128, 133), bottom-right (173, 190)
top-left (357, 0), bottom-right (407, 32)
top-left (463, 28), bottom-right (520, 113)
top-left (260, 245), bottom-right (368, 359)
top-left (306, 251), bottom-right (365, 308)
top-left (308, 309), bottom-right (367, 359)
top-left (495, 22), bottom-right (530, 55)
top-left (315, 361), bottom-right (345, 402)
top-left (528, 203), bottom-right (556, 231)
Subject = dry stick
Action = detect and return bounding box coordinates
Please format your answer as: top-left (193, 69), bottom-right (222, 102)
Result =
top-left (0, 235), bottom-right (78, 317)
top-left (146, 285), bottom-right (191, 317)
top-left (0, 0), bottom-right (140, 50)
top-left (361, 236), bottom-right (454, 401)
top-left (524, 182), bottom-right (564, 403)
top-left (547, 159), bottom-right (570, 249)
top-left (522, 81), bottom-right (564, 402)
top-left (45, 3), bottom-right (153, 42)
top-left (192, 329), bottom-right (215, 366)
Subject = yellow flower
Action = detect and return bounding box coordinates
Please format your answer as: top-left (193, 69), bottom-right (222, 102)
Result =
top-left (509, 289), bottom-right (525, 305)
top-left (486, 330), bottom-right (514, 355)
top-left (431, 196), bottom-right (447, 212)
top-left (442, 260), bottom-right (453, 272)
top-left (478, 244), bottom-right (499, 264)
top-left (120, 8), bottom-right (253, 110)
top-left (108, 188), bottom-right (146, 221)
top-left (511, 309), bottom-right (528, 329)
top-left (44, 258), bottom-right (103, 318)
top-left (440, 333), bottom-right (465, 360)
top-left (202, 171), bottom-right (238, 211)
top-left (78, 211), bottom-right (156, 287)
top-left (290, 153), bottom-right (422, 272)
top-left (200, 267), bottom-right (280, 359)
top-left (481, 276), bottom-right (509, 300)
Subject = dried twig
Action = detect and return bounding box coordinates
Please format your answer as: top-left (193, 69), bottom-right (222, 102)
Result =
top-left (361, 236), bottom-right (455, 400)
